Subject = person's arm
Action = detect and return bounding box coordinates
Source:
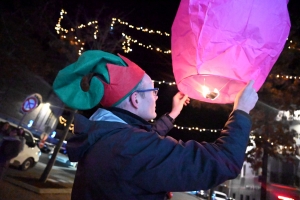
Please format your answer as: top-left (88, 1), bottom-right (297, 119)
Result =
top-left (152, 92), bottom-right (190, 136)
top-left (131, 110), bottom-right (251, 192)
top-left (131, 81), bottom-right (258, 192)
top-left (151, 114), bottom-right (174, 137)
top-left (168, 92), bottom-right (190, 119)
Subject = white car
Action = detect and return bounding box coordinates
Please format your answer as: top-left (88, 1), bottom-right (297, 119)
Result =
top-left (48, 147), bottom-right (77, 168)
top-left (212, 191), bottom-right (229, 200)
top-left (196, 190), bottom-right (209, 199)
top-left (0, 119), bottom-right (41, 171)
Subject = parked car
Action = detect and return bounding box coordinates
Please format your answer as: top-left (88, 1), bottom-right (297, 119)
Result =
top-left (212, 191), bottom-right (229, 200)
top-left (40, 142), bottom-right (55, 153)
top-left (166, 192), bottom-right (173, 199)
top-left (33, 137), bottom-right (54, 153)
top-left (48, 147), bottom-right (77, 168)
top-left (196, 190), bottom-right (209, 199)
top-left (0, 119), bottom-right (41, 170)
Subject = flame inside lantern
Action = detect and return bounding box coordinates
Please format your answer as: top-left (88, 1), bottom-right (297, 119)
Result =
top-left (201, 86), bottom-right (220, 100)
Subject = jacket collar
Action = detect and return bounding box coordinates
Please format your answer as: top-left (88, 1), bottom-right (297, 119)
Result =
top-left (106, 107), bottom-right (152, 131)
top-left (89, 108), bottom-right (127, 124)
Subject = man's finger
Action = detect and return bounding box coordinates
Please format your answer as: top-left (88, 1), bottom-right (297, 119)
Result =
top-left (246, 80), bottom-right (255, 88)
top-left (181, 94), bottom-right (189, 102)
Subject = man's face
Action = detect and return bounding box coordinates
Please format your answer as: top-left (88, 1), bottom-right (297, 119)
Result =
top-left (137, 74), bottom-right (158, 121)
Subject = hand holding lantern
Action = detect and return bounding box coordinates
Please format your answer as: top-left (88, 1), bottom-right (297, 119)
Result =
top-left (233, 80), bottom-right (258, 114)
top-left (169, 92), bottom-right (190, 119)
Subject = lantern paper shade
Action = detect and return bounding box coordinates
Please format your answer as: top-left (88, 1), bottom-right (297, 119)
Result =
top-left (171, 0), bottom-right (290, 104)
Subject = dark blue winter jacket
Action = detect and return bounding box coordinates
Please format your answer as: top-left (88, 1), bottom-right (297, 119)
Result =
top-left (67, 107), bottom-right (251, 200)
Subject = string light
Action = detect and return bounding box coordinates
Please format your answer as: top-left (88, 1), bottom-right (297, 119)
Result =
top-left (271, 74), bottom-right (300, 80)
top-left (287, 38), bottom-right (300, 51)
top-left (55, 9), bottom-right (97, 55)
top-left (121, 32), bottom-right (171, 54)
top-left (58, 116), bottom-right (74, 133)
top-left (174, 124), bottom-right (220, 132)
top-left (152, 80), bottom-right (176, 85)
top-left (111, 18), bottom-right (171, 54)
top-left (111, 18), bottom-right (170, 36)
top-left (57, 10), bottom-right (298, 56)
top-left (152, 73), bottom-right (300, 87)
top-left (55, 9), bottom-right (171, 55)
top-left (149, 121), bottom-right (221, 132)
top-left (250, 128), bottom-right (296, 154)
top-left (249, 132), bottom-right (295, 154)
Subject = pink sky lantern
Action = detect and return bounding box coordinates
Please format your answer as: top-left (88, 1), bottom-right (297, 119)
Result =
top-left (171, 0), bottom-right (290, 104)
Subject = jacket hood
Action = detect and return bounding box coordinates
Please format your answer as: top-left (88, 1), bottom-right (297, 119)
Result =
top-left (66, 108), bottom-right (151, 162)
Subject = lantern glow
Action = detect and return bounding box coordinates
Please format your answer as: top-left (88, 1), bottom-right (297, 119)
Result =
top-left (171, 0), bottom-right (290, 104)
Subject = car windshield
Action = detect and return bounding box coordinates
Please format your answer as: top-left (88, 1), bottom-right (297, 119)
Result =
top-left (24, 131), bottom-right (34, 144)
top-left (216, 193), bottom-right (227, 198)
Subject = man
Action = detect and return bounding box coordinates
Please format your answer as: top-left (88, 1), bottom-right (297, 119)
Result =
top-left (17, 128), bottom-right (26, 151)
top-left (53, 50), bottom-right (258, 200)
top-left (0, 122), bottom-right (11, 149)
top-left (0, 122), bottom-right (11, 137)
top-left (0, 128), bottom-right (22, 180)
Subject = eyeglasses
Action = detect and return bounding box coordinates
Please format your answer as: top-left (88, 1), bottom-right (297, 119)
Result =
top-left (135, 88), bottom-right (159, 96)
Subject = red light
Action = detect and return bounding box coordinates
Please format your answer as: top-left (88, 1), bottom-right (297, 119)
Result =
top-left (278, 196), bottom-right (294, 200)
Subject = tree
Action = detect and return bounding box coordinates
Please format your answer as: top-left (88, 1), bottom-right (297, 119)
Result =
top-left (244, 1), bottom-right (300, 198)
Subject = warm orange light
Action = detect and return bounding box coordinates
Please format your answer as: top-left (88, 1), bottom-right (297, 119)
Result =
top-left (201, 85), bottom-right (210, 98)
top-left (201, 86), bottom-right (220, 100)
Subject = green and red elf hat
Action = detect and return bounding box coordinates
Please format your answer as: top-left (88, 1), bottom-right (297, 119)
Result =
top-left (53, 50), bottom-right (145, 110)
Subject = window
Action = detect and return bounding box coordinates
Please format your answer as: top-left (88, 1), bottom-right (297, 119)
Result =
top-left (24, 131), bottom-right (33, 144)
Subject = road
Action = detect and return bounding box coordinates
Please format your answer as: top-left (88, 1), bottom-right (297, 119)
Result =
top-left (7, 152), bottom-right (76, 185)
top-left (172, 192), bottom-right (204, 200)
top-left (7, 153), bottom-right (204, 200)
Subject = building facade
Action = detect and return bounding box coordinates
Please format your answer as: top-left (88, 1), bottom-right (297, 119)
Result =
top-left (0, 70), bottom-right (64, 138)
